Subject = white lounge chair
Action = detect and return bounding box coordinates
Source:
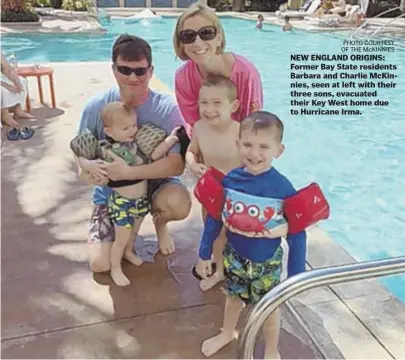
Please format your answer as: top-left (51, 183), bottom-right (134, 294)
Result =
top-left (276, 0), bottom-right (322, 18)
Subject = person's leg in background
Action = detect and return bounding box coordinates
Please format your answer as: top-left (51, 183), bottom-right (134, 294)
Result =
top-left (13, 78), bottom-right (33, 119)
top-left (149, 178), bottom-right (191, 255)
top-left (1, 107), bottom-right (18, 127)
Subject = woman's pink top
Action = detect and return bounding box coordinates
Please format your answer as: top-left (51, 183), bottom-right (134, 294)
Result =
top-left (175, 54), bottom-right (263, 128)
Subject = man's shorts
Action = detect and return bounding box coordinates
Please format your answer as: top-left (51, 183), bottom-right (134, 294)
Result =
top-left (223, 243), bottom-right (283, 305)
top-left (107, 192), bottom-right (149, 228)
top-left (88, 177), bottom-right (183, 243)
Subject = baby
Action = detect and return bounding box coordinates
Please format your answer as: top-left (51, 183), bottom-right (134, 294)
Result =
top-left (78, 102), bottom-right (179, 286)
top-left (196, 111), bottom-right (307, 358)
top-left (186, 75), bottom-right (241, 291)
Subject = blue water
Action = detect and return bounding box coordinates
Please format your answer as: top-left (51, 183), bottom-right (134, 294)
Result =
top-left (3, 17), bottom-right (405, 301)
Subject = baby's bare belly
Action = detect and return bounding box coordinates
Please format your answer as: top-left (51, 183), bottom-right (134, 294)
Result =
top-left (113, 180), bottom-right (147, 199)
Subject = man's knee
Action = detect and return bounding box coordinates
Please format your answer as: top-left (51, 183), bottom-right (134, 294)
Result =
top-left (87, 241), bottom-right (111, 273)
top-left (89, 258), bottom-right (111, 273)
top-left (153, 184), bottom-right (191, 221)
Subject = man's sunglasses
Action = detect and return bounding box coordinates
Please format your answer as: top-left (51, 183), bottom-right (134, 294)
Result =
top-left (178, 26), bottom-right (217, 45)
top-left (115, 65), bottom-right (150, 76)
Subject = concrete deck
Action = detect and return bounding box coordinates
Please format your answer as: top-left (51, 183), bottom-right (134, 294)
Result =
top-left (1, 62), bottom-right (319, 359)
top-left (1, 62), bottom-right (404, 359)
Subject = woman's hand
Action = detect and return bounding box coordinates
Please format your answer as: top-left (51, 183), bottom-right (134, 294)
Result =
top-left (1, 82), bottom-right (20, 94)
top-left (15, 82), bottom-right (24, 93)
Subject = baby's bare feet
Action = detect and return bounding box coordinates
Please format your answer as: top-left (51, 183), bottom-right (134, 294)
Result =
top-left (124, 251), bottom-right (143, 266)
top-left (111, 267), bottom-right (130, 286)
top-left (201, 331), bottom-right (234, 357)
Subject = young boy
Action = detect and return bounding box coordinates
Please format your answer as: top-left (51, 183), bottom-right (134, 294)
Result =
top-left (256, 14), bottom-right (264, 30)
top-left (79, 102), bottom-right (179, 286)
top-left (186, 75), bottom-right (242, 292)
top-left (282, 16), bottom-right (293, 32)
top-left (196, 111), bottom-right (307, 358)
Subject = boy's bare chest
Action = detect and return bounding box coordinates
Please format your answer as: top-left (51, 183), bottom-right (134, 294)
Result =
top-left (198, 131), bottom-right (240, 173)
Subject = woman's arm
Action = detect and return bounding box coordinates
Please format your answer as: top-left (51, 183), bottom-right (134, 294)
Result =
top-left (1, 53), bottom-right (23, 91)
top-left (175, 69), bottom-right (200, 128)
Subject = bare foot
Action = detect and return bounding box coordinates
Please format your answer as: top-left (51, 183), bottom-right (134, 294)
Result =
top-left (1, 116), bottom-right (18, 127)
top-left (111, 267), bottom-right (130, 286)
top-left (14, 111), bottom-right (34, 119)
top-left (201, 331), bottom-right (234, 357)
top-left (157, 225), bottom-right (175, 255)
top-left (124, 251), bottom-right (143, 266)
top-left (200, 271), bottom-right (225, 292)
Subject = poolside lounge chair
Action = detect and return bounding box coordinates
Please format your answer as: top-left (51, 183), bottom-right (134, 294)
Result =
top-left (304, 4), bottom-right (364, 27)
top-left (34, 7), bottom-right (55, 15)
top-left (276, 0), bottom-right (322, 18)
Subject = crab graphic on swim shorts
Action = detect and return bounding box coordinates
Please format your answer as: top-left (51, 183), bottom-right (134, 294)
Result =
top-left (224, 198), bottom-right (277, 236)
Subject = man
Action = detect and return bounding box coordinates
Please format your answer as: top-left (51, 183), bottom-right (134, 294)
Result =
top-left (77, 34), bottom-right (191, 272)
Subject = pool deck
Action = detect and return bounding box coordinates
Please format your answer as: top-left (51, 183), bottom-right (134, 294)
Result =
top-left (2, 8), bottom-right (405, 36)
top-left (1, 62), bottom-right (405, 359)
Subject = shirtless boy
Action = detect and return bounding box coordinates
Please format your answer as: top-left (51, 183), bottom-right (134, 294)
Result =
top-left (186, 75), bottom-right (241, 291)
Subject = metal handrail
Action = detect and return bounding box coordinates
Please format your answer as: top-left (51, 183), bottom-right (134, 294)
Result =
top-left (368, 12), bottom-right (405, 38)
top-left (238, 256), bottom-right (405, 359)
top-left (350, 6), bottom-right (401, 39)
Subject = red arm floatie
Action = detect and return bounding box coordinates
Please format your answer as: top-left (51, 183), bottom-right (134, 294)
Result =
top-left (193, 167), bottom-right (225, 220)
top-left (284, 183), bottom-right (330, 234)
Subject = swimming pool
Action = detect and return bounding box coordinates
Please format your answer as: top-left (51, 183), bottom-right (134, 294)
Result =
top-left (3, 17), bottom-right (405, 301)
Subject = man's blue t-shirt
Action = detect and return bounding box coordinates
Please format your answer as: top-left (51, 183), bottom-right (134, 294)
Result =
top-left (199, 167), bottom-right (307, 277)
top-left (77, 87), bottom-right (186, 205)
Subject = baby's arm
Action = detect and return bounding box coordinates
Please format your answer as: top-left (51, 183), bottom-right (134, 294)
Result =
top-left (186, 126), bottom-right (207, 178)
top-left (150, 133), bottom-right (180, 161)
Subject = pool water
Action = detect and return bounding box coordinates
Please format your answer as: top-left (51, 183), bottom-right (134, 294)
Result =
top-left (3, 17), bottom-right (405, 301)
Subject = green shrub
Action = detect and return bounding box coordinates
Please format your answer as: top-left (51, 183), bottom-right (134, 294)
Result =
top-left (32, 0), bottom-right (52, 6)
top-left (61, 0), bottom-right (90, 11)
top-left (1, 9), bottom-right (39, 21)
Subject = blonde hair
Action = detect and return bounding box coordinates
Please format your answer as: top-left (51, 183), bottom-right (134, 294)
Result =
top-left (202, 75), bottom-right (237, 101)
top-left (101, 102), bottom-right (135, 127)
top-left (173, 2), bottom-right (226, 61)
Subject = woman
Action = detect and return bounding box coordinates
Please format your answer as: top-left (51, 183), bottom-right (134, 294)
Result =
top-left (173, 3), bottom-right (264, 292)
top-left (1, 52), bottom-right (33, 128)
top-left (173, 3), bottom-right (263, 129)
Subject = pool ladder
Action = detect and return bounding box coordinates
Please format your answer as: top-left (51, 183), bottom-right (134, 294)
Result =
top-left (350, 6), bottom-right (405, 45)
top-left (237, 255), bottom-right (405, 359)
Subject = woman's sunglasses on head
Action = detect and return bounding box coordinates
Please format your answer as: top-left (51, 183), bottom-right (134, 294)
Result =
top-left (179, 26), bottom-right (217, 44)
top-left (115, 64), bottom-right (150, 76)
